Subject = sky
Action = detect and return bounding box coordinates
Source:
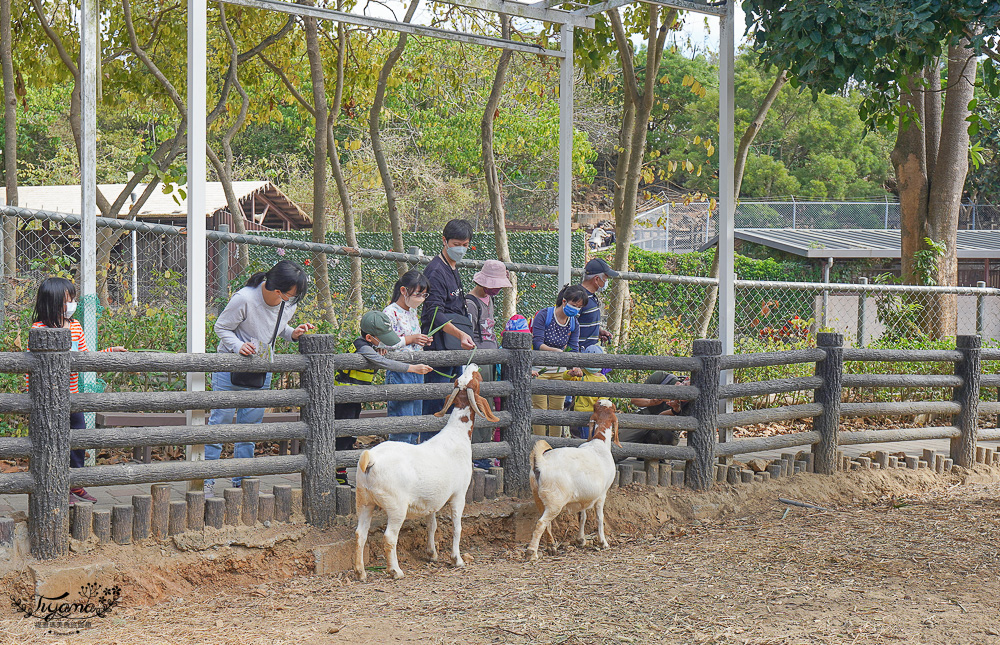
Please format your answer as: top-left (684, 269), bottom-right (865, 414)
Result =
top-left (364, 1), bottom-right (751, 55)
top-left (670, 3), bottom-right (749, 55)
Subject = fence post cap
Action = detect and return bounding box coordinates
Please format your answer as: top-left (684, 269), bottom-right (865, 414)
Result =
top-left (501, 331), bottom-right (532, 350)
top-left (692, 338), bottom-right (722, 356)
top-left (297, 334), bottom-right (340, 355)
top-left (27, 327), bottom-right (72, 352)
top-left (816, 332), bottom-right (844, 347)
top-left (956, 335), bottom-right (982, 349)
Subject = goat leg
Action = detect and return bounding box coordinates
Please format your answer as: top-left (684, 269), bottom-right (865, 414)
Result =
top-left (426, 512), bottom-right (439, 562)
top-left (450, 497), bottom-right (465, 567)
top-left (595, 496), bottom-right (609, 549)
top-left (578, 510), bottom-right (588, 547)
top-left (354, 504), bottom-right (374, 581)
top-left (383, 508), bottom-right (406, 580)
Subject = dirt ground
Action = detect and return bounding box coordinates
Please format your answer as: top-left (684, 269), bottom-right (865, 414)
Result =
top-left (3, 467), bottom-right (1000, 644)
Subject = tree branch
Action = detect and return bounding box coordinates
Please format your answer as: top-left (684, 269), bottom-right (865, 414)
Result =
top-left (259, 52), bottom-right (315, 116)
top-left (608, 9), bottom-right (640, 106)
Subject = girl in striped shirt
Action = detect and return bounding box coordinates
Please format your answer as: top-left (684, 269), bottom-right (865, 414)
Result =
top-left (30, 277), bottom-right (126, 504)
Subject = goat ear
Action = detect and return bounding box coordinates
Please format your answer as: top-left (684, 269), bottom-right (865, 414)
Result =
top-left (435, 386), bottom-right (460, 418)
top-left (612, 416), bottom-right (622, 447)
top-left (475, 392), bottom-right (500, 423)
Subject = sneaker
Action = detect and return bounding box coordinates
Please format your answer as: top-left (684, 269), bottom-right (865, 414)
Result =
top-left (70, 488), bottom-right (97, 503)
top-left (203, 480), bottom-right (216, 498)
top-left (336, 469), bottom-right (348, 486)
top-left (232, 479), bottom-right (242, 488)
top-left (69, 493), bottom-right (75, 506)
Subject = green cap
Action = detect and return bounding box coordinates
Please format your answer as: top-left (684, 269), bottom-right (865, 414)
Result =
top-left (360, 311), bottom-right (401, 347)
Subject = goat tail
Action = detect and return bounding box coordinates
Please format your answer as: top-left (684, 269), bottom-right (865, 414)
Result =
top-left (530, 440), bottom-right (552, 474)
top-left (359, 450), bottom-right (374, 474)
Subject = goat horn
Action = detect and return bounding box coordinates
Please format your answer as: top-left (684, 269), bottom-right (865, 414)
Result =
top-left (435, 386), bottom-right (461, 417)
top-left (466, 387), bottom-right (482, 416)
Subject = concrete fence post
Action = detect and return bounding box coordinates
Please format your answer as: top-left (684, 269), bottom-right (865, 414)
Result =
top-left (501, 330), bottom-right (533, 498)
top-left (27, 327), bottom-right (72, 559)
top-left (687, 339), bottom-right (721, 490)
top-left (812, 332), bottom-right (843, 475)
top-left (952, 335), bottom-right (981, 468)
top-left (299, 334), bottom-right (338, 527)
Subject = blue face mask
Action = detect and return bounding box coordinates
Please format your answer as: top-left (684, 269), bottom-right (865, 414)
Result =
top-left (563, 304), bottom-right (580, 318)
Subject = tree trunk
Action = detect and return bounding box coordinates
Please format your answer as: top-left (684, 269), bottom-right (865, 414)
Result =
top-left (924, 61), bottom-right (942, 181)
top-left (890, 72), bottom-right (928, 286)
top-left (328, 17), bottom-right (361, 319)
top-left (482, 16), bottom-right (517, 320)
top-left (697, 68), bottom-right (790, 338)
top-left (1, 0), bottom-right (17, 289)
top-left (605, 6), bottom-right (675, 343)
top-left (304, 14), bottom-right (335, 324)
top-left (370, 0), bottom-right (419, 277)
top-left (926, 42), bottom-right (977, 338)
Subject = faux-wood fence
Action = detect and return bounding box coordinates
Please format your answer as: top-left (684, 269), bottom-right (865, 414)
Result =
top-left (0, 329), bottom-right (995, 560)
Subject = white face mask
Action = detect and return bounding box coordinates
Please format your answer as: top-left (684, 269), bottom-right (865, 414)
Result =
top-left (64, 302), bottom-right (78, 319)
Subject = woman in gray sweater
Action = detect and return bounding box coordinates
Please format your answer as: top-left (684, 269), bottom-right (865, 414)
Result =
top-left (206, 260), bottom-right (314, 497)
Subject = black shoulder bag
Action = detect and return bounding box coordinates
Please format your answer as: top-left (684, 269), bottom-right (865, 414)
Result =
top-left (230, 301), bottom-right (285, 388)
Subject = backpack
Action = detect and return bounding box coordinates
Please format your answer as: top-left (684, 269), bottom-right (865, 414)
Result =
top-left (527, 307), bottom-right (577, 334)
top-left (464, 294), bottom-right (484, 343)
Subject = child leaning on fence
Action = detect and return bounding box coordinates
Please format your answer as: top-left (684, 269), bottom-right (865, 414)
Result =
top-left (382, 271), bottom-right (434, 445)
top-left (561, 344), bottom-right (610, 439)
top-left (28, 277), bottom-right (127, 506)
top-left (333, 311), bottom-right (432, 484)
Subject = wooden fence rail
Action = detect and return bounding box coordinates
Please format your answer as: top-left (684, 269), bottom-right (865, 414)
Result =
top-left (0, 328), bottom-right (998, 559)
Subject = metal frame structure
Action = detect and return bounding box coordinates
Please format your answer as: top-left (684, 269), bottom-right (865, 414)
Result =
top-left (72, 0), bottom-right (736, 474)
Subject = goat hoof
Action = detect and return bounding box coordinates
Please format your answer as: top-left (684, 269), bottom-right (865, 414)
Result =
top-left (355, 570), bottom-right (367, 582)
top-left (452, 557), bottom-right (465, 568)
top-left (427, 551), bottom-right (439, 562)
top-left (599, 541), bottom-right (609, 549)
top-left (527, 549), bottom-right (539, 562)
top-left (389, 569), bottom-right (405, 580)
top-left (578, 539), bottom-right (588, 547)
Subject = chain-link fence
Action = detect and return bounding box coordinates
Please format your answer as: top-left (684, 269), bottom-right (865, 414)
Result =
top-left (632, 199), bottom-right (1000, 254)
top-left (3, 204), bottom-right (999, 358)
top-left (0, 210), bottom-right (586, 318)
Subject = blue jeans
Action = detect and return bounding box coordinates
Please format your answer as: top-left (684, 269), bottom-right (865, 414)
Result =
top-left (205, 370), bottom-right (272, 487)
top-left (387, 370), bottom-right (429, 444)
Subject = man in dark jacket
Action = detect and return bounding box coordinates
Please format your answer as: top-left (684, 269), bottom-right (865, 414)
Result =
top-left (627, 371), bottom-right (691, 446)
top-left (421, 218), bottom-right (477, 416)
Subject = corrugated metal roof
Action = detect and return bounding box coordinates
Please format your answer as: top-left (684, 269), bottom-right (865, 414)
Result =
top-left (700, 229), bottom-right (1000, 259)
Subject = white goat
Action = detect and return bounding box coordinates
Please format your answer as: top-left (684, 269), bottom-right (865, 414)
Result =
top-left (354, 364), bottom-right (499, 581)
top-left (527, 399), bottom-right (621, 561)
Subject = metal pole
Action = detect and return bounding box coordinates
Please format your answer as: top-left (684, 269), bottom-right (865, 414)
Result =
top-left (717, 0), bottom-right (736, 406)
top-left (857, 276), bottom-right (867, 347)
top-left (556, 23), bottom-right (573, 286)
top-left (978, 281), bottom-right (986, 338)
top-left (822, 257), bottom-right (832, 329)
top-left (791, 195), bottom-right (796, 229)
top-left (185, 0), bottom-right (208, 486)
top-left (664, 201), bottom-right (670, 253)
top-left (884, 195), bottom-right (889, 229)
top-left (131, 230), bottom-right (138, 305)
top-left (80, 0), bottom-right (99, 449)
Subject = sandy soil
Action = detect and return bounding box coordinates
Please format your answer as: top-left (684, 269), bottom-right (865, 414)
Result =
top-left (3, 468), bottom-right (1000, 644)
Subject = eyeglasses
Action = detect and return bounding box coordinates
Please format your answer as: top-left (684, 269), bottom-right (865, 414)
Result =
top-left (406, 291), bottom-right (429, 300)
top-left (278, 290), bottom-right (294, 302)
